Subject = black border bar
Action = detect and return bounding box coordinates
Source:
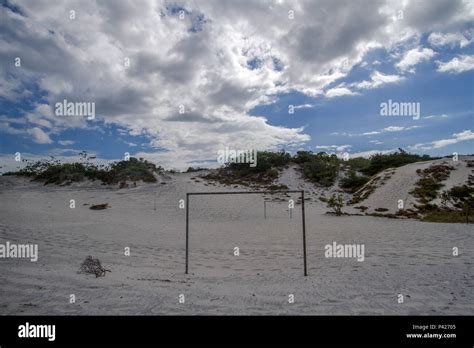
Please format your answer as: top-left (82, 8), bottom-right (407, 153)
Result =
top-left (0, 316), bottom-right (472, 346)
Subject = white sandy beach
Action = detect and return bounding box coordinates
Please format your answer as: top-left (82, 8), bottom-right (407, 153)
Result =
top-left (0, 162), bottom-right (473, 315)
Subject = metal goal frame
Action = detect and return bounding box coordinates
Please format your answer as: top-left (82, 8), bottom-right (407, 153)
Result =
top-left (185, 190), bottom-right (308, 276)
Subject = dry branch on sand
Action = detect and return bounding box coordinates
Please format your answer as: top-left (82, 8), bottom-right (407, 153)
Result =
top-left (79, 256), bottom-right (111, 277)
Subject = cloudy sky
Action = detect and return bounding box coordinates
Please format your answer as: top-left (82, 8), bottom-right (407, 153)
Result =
top-left (0, 0), bottom-right (473, 170)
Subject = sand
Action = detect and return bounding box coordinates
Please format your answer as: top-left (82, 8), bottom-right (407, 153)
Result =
top-left (0, 165), bottom-right (473, 315)
top-left (356, 157), bottom-right (474, 214)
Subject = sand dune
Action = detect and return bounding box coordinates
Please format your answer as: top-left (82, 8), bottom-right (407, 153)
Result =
top-left (0, 164), bottom-right (473, 315)
top-left (350, 157), bottom-right (473, 214)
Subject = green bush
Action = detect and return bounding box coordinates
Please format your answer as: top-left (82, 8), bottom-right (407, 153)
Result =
top-left (6, 158), bottom-right (59, 177)
top-left (339, 171), bottom-right (370, 193)
top-left (206, 149), bottom-right (436, 189)
top-left (6, 157), bottom-right (159, 185)
top-left (411, 164), bottom-right (454, 204)
top-left (226, 150), bottom-right (291, 174)
top-left (411, 178), bottom-right (444, 203)
top-left (302, 158), bottom-right (339, 187)
top-left (441, 185), bottom-right (474, 223)
top-left (346, 157), bottom-right (371, 172)
top-left (186, 167), bottom-right (205, 173)
top-left (105, 158), bottom-right (157, 183)
top-left (362, 150), bottom-right (434, 176)
top-left (206, 150), bottom-right (291, 187)
top-left (327, 193), bottom-right (344, 216)
top-left (293, 151), bottom-right (315, 164)
top-left (35, 163), bottom-right (87, 185)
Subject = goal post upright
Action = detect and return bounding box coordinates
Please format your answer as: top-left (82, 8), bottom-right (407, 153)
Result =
top-left (301, 190), bottom-right (308, 276)
top-left (185, 193), bottom-right (189, 275)
top-left (185, 190), bottom-right (308, 276)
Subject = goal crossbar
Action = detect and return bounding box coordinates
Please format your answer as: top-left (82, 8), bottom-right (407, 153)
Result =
top-left (185, 190), bottom-right (308, 276)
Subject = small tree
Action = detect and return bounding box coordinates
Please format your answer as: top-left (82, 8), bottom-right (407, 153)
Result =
top-left (327, 193), bottom-right (344, 216)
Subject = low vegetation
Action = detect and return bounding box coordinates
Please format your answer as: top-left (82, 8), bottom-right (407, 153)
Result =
top-left (297, 149), bottom-right (433, 190)
top-left (294, 151), bottom-right (341, 187)
top-left (428, 185), bottom-right (474, 223)
top-left (4, 148), bottom-right (470, 224)
top-left (202, 149), bottom-right (437, 193)
top-left (8, 148), bottom-right (430, 189)
top-left (360, 149), bottom-right (434, 176)
top-left (101, 157), bottom-right (158, 184)
top-left (346, 157), bottom-right (371, 172)
top-left (326, 193), bottom-right (344, 216)
top-left (301, 154), bottom-right (340, 187)
top-left (203, 150), bottom-right (291, 187)
top-left (411, 164), bottom-right (454, 204)
top-left (186, 167), bottom-right (207, 173)
top-left (407, 163), bottom-right (474, 223)
top-left (4, 154), bottom-right (159, 185)
top-left (339, 170), bottom-right (370, 193)
top-left (348, 177), bottom-right (379, 205)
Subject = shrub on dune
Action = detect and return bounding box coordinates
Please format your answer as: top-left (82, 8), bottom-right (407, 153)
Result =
top-left (339, 171), bottom-right (370, 193)
top-left (302, 157), bottom-right (339, 187)
top-left (362, 150), bottom-right (434, 176)
top-left (326, 193), bottom-right (344, 216)
top-left (5, 156), bottom-right (159, 185)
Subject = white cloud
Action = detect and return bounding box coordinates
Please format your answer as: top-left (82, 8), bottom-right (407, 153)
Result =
top-left (332, 125), bottom-right (422, 137)
top-left (436, 55), bottom-right (474, 73)
top-left (383, 126), bottom-right (405, 132)
top-left (325, 87), bottom-right (359, 98)
top-left (424, 113), bottom-right (449, 119)
top-left (428, 31), bottom-right (473, 48)
top-left (0, 119), bottom-right (54, 144)
top-left (410, 130), bottom-right (474, 150)
top-left (349, 148), bottom-right (396, 158)
top-left (431, 130), bottom-right (474, 148)
top-left (384, 125), bottom-right (422, 133)
top-left (345, 125), bottom-right (422, 137)
top-left (354, 71), bottom-right (404, 89)
top-left (362, 131), bottom-right (381, 136)
top-left (293, 104), bottom-right (316, 109)
top-left (0, 121), bottom-right (24, 135)
top-left (315, 144), bottom-right (352, 152)
top-left (58, 140), bottom-right (75, 146)
top-left (26, 127), bottom-right (53, 144)
top-left (396, 47), bottom-right (436, 73)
